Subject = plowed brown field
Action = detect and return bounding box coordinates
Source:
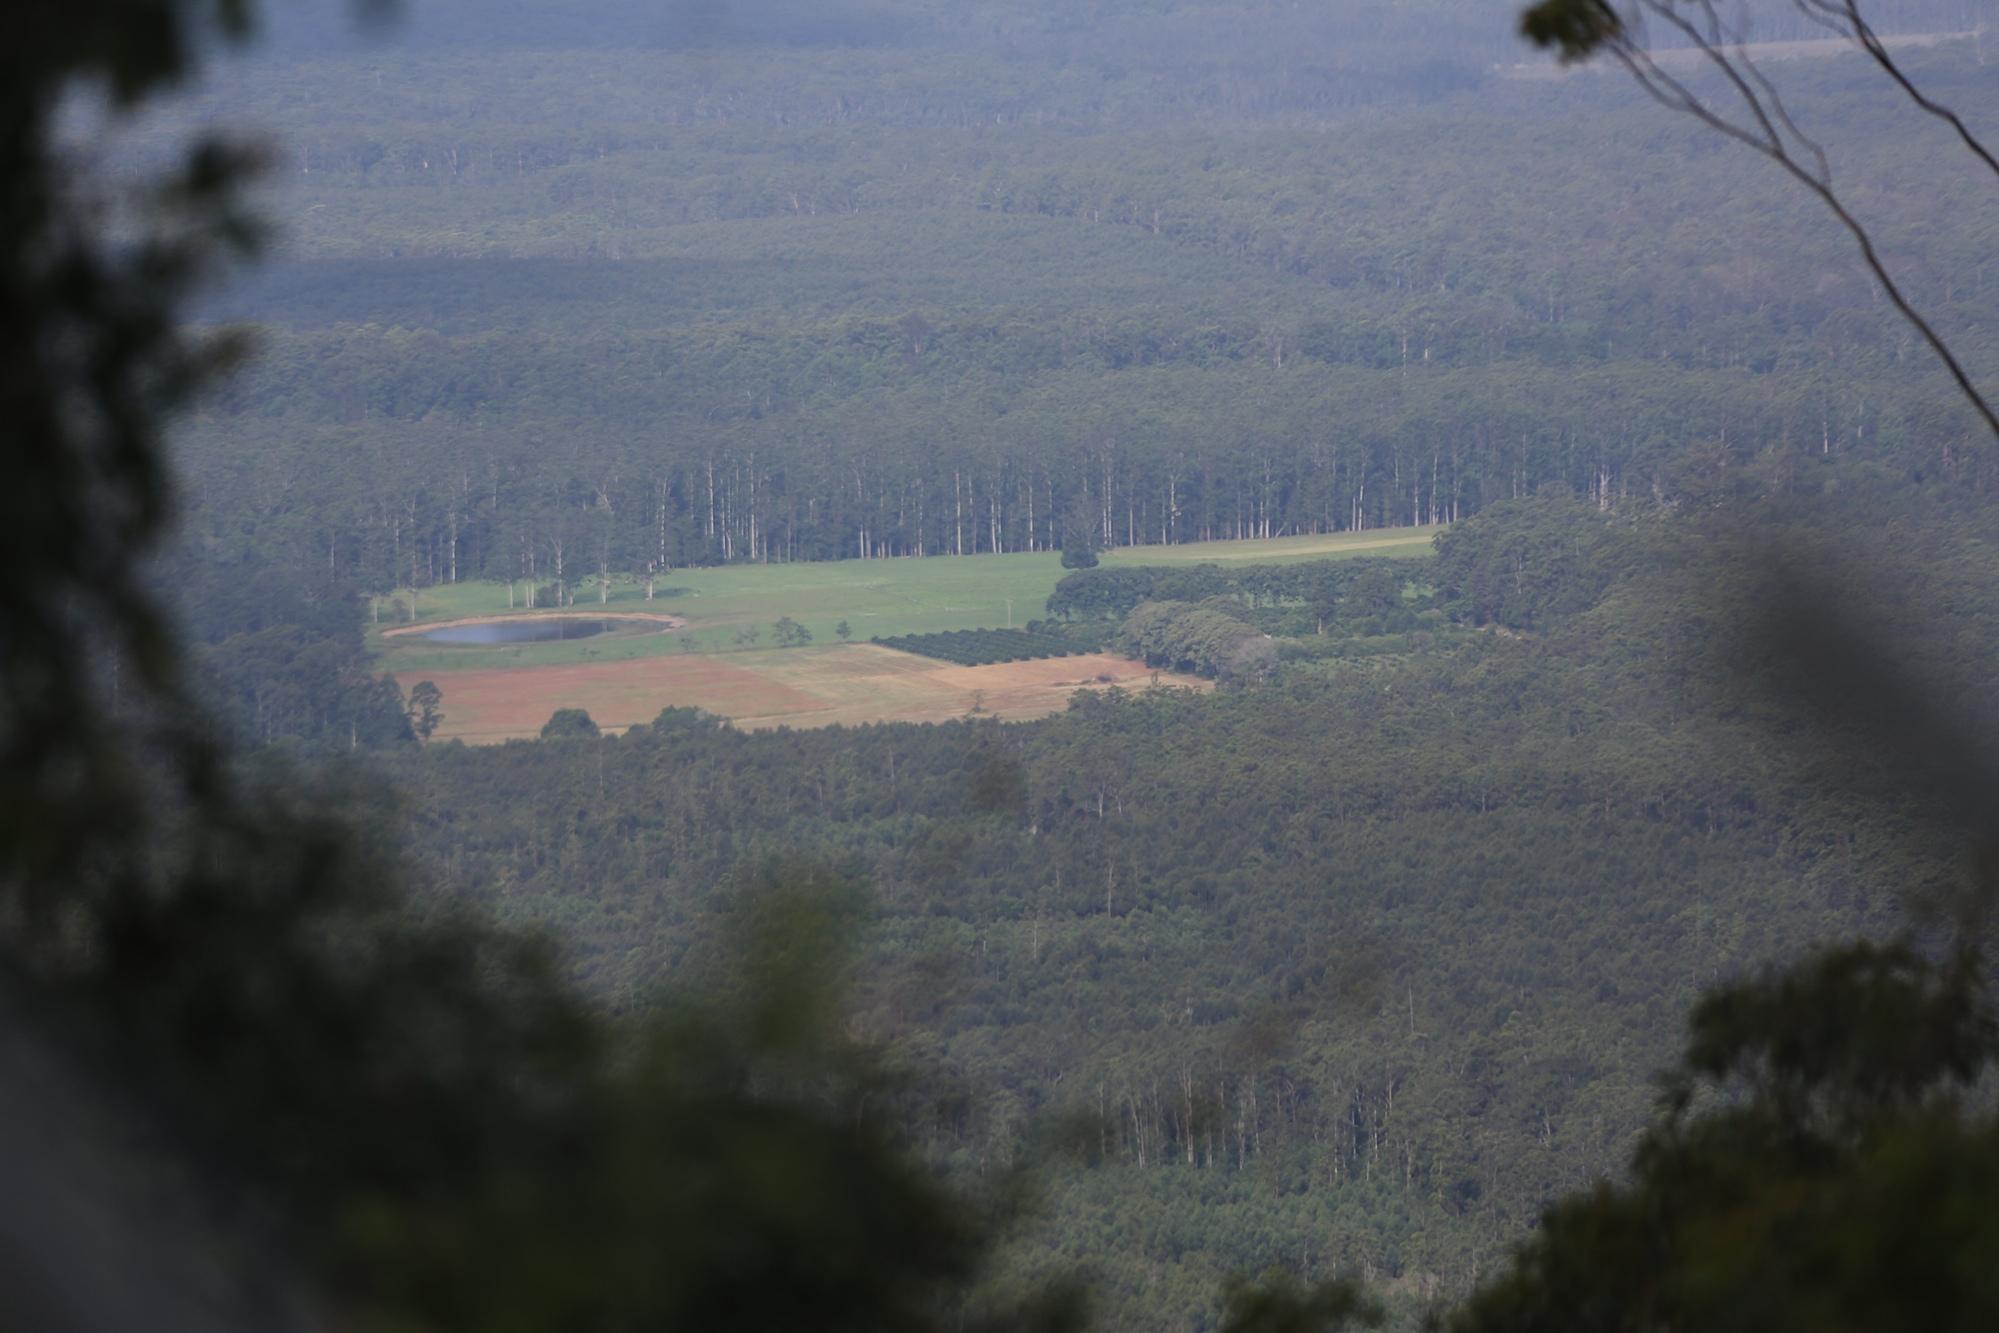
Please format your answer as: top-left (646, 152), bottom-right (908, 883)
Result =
top-left (399, 645), bottom-right (1205, 742)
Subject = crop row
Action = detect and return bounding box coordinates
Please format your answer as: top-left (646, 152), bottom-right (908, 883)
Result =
top-left (873, 628), bottom-right (1075, 666)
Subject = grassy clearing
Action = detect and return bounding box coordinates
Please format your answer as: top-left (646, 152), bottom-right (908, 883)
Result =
top-left (371, 526), bottom-right (1438, 675)
top-left (1107, 527), bottom-right (1440, 564)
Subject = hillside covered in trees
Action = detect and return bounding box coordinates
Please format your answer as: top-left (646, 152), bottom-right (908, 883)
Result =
top-left (165, 0), bottom-right (1996, 599)
top-left (352, 475), bottom-right (1994, 1327)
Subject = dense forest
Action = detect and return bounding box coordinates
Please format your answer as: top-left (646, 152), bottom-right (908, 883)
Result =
top-left (350, 476), bottom-right (1991, 1327)
top-left (110, 1), bottom-right (1999, 1327)
top-left (162, 2), bottom-right (1996, 602)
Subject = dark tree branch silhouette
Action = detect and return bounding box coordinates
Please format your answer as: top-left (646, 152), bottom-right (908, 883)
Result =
top-left (1520, 0), bottom-right (1999, 440)
top-left (1793, 0), bottom-right (1999, 176)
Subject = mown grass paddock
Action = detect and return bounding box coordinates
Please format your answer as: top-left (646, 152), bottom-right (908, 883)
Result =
top-left (373, 527), bottom-right (1430, 737)
top-left (374, 527), bottom-right (1438, 670)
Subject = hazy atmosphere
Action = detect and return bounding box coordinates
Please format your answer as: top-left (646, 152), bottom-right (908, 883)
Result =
top-left (9, 1), bottom-right (1999, 1329)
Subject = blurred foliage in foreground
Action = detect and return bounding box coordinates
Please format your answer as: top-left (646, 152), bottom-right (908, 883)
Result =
top-left (0, 1), bottom-right (1075, 1328)
top-left (1446, 569), bottom-right (1999, 1332)
top-left (1450, 922), bottom-right (1999, 1332)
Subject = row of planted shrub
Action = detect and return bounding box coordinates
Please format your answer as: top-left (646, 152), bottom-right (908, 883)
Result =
top-left (873, 628), bottom-right (1075, 665)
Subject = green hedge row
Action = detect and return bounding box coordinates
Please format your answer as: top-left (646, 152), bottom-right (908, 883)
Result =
top-left (873, 628), bottom-right (1075, 666)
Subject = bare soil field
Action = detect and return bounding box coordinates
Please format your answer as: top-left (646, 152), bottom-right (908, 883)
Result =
top-left (399, 645), bottom-right (1204, 743)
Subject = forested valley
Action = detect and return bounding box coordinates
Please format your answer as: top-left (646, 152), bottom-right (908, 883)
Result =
top-left (367, 482), bottom-right (1997, 1324)
top-left (167, 0), bottom-right (1994, 598)
top-left (111, 0), bottom-right (1999, 1328)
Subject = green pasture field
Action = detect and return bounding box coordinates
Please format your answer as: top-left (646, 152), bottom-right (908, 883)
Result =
top-left (370, 526), bottom-right (1440, 674)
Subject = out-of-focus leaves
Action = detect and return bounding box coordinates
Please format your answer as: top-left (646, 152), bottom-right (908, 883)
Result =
top-left (0, 5), bottom-right (1083, 1331)
top-left (1751, 557), bottom-right (1999, 844)
top-left (1447, 547), bottom-right (1999, 1333)
top-left (1669, 939), bottom-right (1993, 1126)
top-left (1518, 0), bottom-right (1623, 62)
top-left (1220, 1271), bottom-right (1383, 1333)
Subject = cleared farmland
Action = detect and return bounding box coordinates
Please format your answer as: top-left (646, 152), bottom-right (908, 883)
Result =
top-left (372, 526), bottom-right (1439, 675)
top-left (398, 645), bottom-right (1204, 743)
top-left (373, 528), bottom-right (1425, 737)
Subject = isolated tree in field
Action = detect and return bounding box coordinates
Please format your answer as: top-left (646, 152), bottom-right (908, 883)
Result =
top-left (650, 705), bottom-right (725, 733)
top-left (1519, 0), bottom-right (1999, 439)
top-left (773, 616), bottom-right (812, 648)
top-left (405, 679), bottom-right (443, 740)
top-left (541, 707), bottom-right (601, 739)
top-left (835, 619), bottom-right (853, 642)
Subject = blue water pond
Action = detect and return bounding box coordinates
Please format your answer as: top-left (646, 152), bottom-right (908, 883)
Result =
top-left (418, 617), bottom-right (660, 646)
